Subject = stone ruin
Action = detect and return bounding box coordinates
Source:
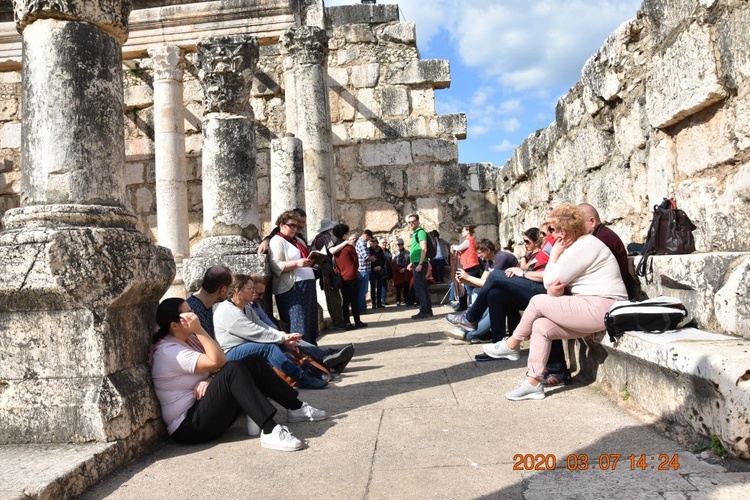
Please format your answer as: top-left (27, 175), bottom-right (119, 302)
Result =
top-left (0, 0), bottom-right (748, 490)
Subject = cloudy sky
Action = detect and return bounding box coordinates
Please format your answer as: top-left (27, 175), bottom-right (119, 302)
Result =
top-left (326, 0), bottom-right (642, 166)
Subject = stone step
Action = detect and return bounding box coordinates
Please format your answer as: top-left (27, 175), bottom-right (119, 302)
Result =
top-left (578, 328), bottom-right (750, 458)
top-left (633, 252), bottom-right (750, 340)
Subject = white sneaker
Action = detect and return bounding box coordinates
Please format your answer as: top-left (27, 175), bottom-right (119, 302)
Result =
top-left (260, 424), bottom-right (303, 452)
top-left (483, 339), bottom-right (521, 360)
top-left (443, 328), bottom-right (467, 341)
top-left (505, 379), bottom-right (545, 401)
top-left (287, 402), bottom-right (329, 423)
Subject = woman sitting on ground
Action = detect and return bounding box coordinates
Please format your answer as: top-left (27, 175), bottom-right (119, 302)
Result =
top-left (268, 209), bottom-right (319, 345)
top-left (483, 203), bottom-right (627, 401)
top-left (214, 274), bottom-right (327, 390)
top-left (446, 227), bottom-right (548, 345)
top-left (450, 224), bottom-right (480, 312)
top-left (150, 298), bottom-right (327, 452)
top-left (446, 239), bottom-right (518, 343)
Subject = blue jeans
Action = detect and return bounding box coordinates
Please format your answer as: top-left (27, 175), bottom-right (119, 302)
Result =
top-left (465, 309), bottom-right (491, 341)
top-left (466, 271), bottom-right (545, 342)
top-left (357, 271), bottom-right (370, 310)
top-left (413, 264), bottom-right (432, 314)
top-left (226, 341), bottom-right (302, 380)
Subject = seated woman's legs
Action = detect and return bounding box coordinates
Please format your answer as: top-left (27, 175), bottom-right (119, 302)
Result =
top-left (172, 356), bottom-right (296, 444)
top-left (227, 341), bottom-right (303, 382)
top-left (507, 296), bottom-right (615, 381)
top-left (465, 309), bottom-right (491, 341)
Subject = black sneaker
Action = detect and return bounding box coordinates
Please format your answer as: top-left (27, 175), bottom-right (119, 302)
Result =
top-left (544, 369), bottom-right (572, 387)
top-left (354, 322), bottom-right (368, 328)
top-left (323, 344), bottom-right (355, 373)
top-left (411, 311), bottom-right (434, 320)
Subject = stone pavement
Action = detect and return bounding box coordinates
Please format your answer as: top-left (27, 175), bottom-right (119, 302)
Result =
top-left (4, 304), bottom-right (749, 499)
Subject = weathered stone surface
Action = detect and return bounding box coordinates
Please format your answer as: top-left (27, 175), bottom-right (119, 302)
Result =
top-left (350, 62), bottom-right (380, 88)
top-left (714, 257), bottom-right (750, 338)
top-left (409, 88), bottom-right (434, 116)
top-left (196, 35), bottom-right (258, 115)
top-left (615, 97), bottom-right (648, 157)
top-left (645, 23), bottom-right (727, 129)
top-left (270, 135), bottom-right (304, 223)
top-left (124, 84), bottom-right (154, 110)
top-left (335, 24), bottom-right (376, 44)
top-left (326, 4), bottom-right (399, 28)
top-left (356, 87), bottom-right (380, 119)
top-left (673, 105), bottom-right (735, 176)
top-left (282, 25), bottom-right (335, 233)
top-left (201, 115), bottom-right (258, 240)
top-left (13, 0), bottom-right (132, 44)
top-left (360, 141), bottom-right (411, 167)
top-left (182, 237), bottom-right (267, 291)
top-left (0, 220), bottom-right (174, 443)
top-left (386, 60), bottom-right (451, 89)
top-left (411, 138), bottom-right (458, 164)
top-left (583, 331), bottom-right (750, 458)
top-left (639, 253), bottom-right (750, 334)
top-left (22, 20), bottom-right (126, 206)
top-left (349, 170), bottom-right (382, 200)
top-left (716, 1), bottom-right (750, 89)
top-left (380, 21), bottom-right (416, 45)
top-left (363, 199), bottom-right (399, 232)
top-left (432, 113), bottom-right (467, 140)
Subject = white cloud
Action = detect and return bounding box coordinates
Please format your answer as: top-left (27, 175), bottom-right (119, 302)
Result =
top-left (501, 118), bottom-right (521, 133)
top-left (491, 140), bottom-right (516, 152)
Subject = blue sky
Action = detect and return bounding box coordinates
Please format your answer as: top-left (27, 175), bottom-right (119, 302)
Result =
top-left (326, 0), bottom-right (642, 166)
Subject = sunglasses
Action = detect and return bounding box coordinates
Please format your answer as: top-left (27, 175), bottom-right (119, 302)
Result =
top-left (523, 239), bottom-right (532, 245)
top-left (547, 227), bottom-right (555, 233)
top-left (284, 222), bottom-right (299, 229)
top-left (407, 220), bottom-right (417, 224)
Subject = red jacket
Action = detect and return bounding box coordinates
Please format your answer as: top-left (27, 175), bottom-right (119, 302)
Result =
top-left (336, 244), bottom-right (359, 281)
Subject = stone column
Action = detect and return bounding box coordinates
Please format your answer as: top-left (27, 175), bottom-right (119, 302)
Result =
top-left (281, 26), bottom-right (336, 235)
top-left (270, 133), bottom-right (305, 224)
top-left (0, 0), bottom-right (174, 451)
top-left (182, 35), bottom-right (266, 290)
top-left (147, 45), bottom-right (190, 262)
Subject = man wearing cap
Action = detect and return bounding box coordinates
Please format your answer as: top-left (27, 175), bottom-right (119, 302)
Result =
top-left (356, 229), bottom-right (376, 311)
top-left (312, 218), bottom-right (348, 329)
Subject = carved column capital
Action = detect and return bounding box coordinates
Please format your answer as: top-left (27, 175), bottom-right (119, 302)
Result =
top-left (148, 45), bottom-right (184, 82)
top-left (12, 0), bottom-right (132, 44)
top-left (196, 35), bottom-right (258, 115)
top-left (281, 26), bottom-right (328, 69)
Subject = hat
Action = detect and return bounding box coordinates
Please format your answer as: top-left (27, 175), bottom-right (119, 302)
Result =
top-left (396, 238), bottom-right (404, 245)
top-left (317, 218), bottom-right (337, 233)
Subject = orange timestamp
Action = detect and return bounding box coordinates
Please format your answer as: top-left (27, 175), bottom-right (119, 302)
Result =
top-left (512, 453), bottom-right (680, 471)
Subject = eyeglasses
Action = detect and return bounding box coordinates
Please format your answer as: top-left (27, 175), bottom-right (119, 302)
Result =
top-left (407, 220), bottom-right (417, 224)
top-left (397, 243), bottom-right (404, 246)
top-left (284, 222), bottom-right (298, 229)
top-left (523, 239), bottom-right (532, 245)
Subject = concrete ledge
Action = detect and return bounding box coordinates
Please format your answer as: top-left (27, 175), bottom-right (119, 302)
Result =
top-left (579, 328), bottom-right (750, 458)
top-left (326, 4), bottom-right (400, 28)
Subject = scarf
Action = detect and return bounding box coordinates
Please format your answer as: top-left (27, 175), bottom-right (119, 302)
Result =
top-left (279, 232), bottom-right (310, 258)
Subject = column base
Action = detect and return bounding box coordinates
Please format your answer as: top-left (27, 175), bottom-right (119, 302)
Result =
top-left (0, 217), bottom-right (175, 444)
top-left (182, 235), bottom-right (268, 292)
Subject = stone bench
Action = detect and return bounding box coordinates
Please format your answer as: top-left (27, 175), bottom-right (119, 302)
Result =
top-left (576, 327), bottom-right (750, 459)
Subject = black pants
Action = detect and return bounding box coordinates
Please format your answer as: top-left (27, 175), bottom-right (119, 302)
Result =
top-left (369, 272), bottom-right (383, 306)
top-left (171, 355), bottom-right (301, 444)
top-left (394, 282), bottom-right (409, 303)
top-left (341, 278), bottom-right (362, 324)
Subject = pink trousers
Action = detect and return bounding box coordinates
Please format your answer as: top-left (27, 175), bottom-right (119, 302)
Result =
top-left (510, 294), bottom-right (614, 380)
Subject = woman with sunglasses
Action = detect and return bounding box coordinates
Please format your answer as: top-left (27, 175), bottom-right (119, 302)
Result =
top-left (269, 210), bottom-right (319, 345)
top-left (518, 227), bottom-right (544, 271)
top-left (482, 203), bottom-right (627, 401)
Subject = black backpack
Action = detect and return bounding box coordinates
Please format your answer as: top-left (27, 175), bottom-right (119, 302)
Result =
top-left (635, 198), bottom-right (696, 282)
top-left (604, 296), bottom-right (694, 342)
top-left (425, 232), bottom-right (438, 260)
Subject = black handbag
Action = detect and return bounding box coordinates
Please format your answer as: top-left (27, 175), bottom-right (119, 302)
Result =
top-left (635, 198), bottom-right (697, 282)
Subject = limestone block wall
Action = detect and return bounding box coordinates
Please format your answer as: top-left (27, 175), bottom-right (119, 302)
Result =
top-left (0, 71), bottom-right (20, 228)
top-left (497, 0), bottom-right (750, 255)
top-left (325, 5), bottom-right (496, 245)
